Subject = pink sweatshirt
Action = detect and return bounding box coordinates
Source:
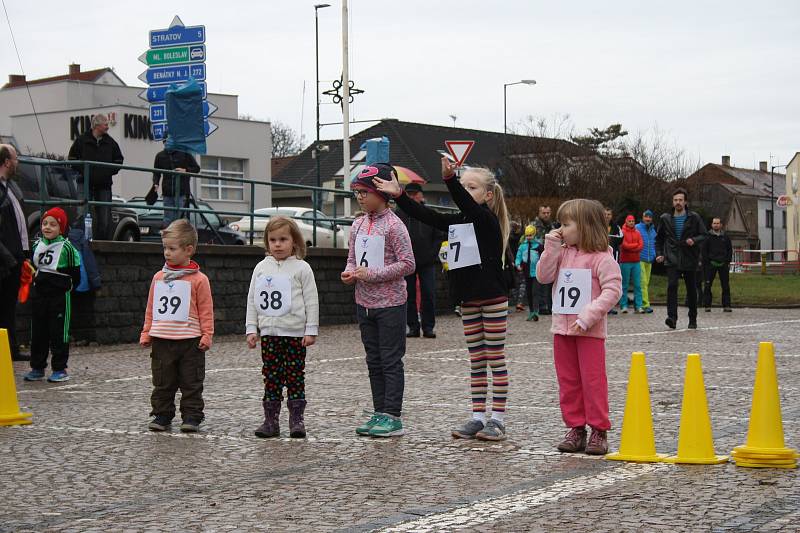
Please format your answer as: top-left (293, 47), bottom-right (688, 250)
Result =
top-left (345, 207), bottom-right (415, 309)
top-left (536, 233), bottom-right (622, 339)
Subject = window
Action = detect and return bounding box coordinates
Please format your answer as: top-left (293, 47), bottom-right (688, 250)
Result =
top-left (46, 167), bottom-right (75, 199)
top-left (766, 209), bottom-right (773, 229)
top-left (301, 210), bottom-right (333, 229)
top-left (191, 203), bottom-right (221, 229)
top-left (199, 156), bottom-right (245, 201)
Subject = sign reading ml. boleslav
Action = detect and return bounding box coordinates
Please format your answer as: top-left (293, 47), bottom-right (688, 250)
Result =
top-left (138, 15), bottom-right (218, 141)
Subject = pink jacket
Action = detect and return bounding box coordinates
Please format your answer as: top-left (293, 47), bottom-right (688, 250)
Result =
top-left (536, 233), bottom-right (622, 339)
top-left (345, 207), bottom-right (415, 309)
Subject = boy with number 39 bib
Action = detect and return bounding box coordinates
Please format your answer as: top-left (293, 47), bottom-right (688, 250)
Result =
top-left (246, 216), bottom-right (319, 439)
top-left (140, 219), bottom-right (214, 433)
top-left (536, 199), bottom-right (621, 455)
top-left (341, 163), bottom-right (415, 438)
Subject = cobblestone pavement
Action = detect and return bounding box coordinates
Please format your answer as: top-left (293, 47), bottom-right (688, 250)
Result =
top-left (2, 307), bottom-right (799, 532)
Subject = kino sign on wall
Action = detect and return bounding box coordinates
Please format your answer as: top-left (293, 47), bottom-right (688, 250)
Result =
top-left (138, 15), bottom-right (218, 141)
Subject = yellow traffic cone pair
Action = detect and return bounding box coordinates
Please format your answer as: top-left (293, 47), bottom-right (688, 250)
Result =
top-left (0, 328), bottom-right (33, 426)
top-left (608, 343), bottom-right (796, 468)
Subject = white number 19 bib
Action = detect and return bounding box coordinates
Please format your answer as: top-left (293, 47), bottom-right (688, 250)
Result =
top-left (552, 268), bottom-right (592, 315)
top-left (354, 234), bottom-right (385, 270)
top-left (153, 280), bottom-right (191, 322)
top-left (447, 223), bottom-right (481, 270)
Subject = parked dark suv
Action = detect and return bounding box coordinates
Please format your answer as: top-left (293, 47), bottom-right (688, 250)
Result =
top-left (128, 197), bottom-right (246, 245)
top-left (15, 157), bottom-right (141, 241)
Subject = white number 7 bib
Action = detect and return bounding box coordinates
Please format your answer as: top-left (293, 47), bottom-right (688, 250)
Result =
top-left (354, 234), bottom-right (385, 269)
top-left (153, 280), bottom-right (191, 322)
top-left (552, 268), bottom-right (592, 315)
top-left (447, 223), bottom-right (481, 270)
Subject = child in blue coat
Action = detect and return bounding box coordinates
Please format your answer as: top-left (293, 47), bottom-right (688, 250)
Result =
top-left (515, 225), bottom-right (541, 321)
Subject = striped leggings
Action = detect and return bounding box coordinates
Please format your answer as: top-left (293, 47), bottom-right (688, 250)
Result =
top-left (462, 297), bottom-right (509, 414)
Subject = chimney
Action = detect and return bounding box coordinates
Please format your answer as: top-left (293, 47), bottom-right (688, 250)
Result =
top-left (759, 161), bottom-right (768, 173)
top-left (721, 155), bottom-right (730, 167)
top-left (8, 74), bottom-right (26, 85)
top-left (68, 63), bottom-right (81, 78)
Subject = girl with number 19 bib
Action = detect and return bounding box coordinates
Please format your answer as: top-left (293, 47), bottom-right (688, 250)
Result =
top-left (375, 157), bottom-right (511, 441)
top-left (536, 199), bottom-right (622, 455)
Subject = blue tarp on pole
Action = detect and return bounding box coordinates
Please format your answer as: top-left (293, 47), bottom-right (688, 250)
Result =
top-left (165, 78), bottom-right (206, 155)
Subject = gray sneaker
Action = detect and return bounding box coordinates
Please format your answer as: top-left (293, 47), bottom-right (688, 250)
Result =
top-left (451, 419), bottom-right (485, 439)
top-left (476, 418), bottom-right (507, 441)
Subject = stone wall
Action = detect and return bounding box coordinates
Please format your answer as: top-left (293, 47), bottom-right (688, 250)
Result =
top-left (15, 242), bottom-right (453, 345)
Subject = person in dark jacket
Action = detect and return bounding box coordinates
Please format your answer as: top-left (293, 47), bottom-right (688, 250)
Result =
top-left (532, 206), bottom-right (555, 314)
top-left (702, 217), bottom-right (733, 312)
top-left (656, 188), bottom-right (707, 329)
top-left (396, 183), bottom-right (442, 338)
top-left (0, 144), bottom-right (31, 361)
top-left (68, 113), bottom-right (124, 240)
top-left (508, 220), bottom-right (525, 312)
top-left (152, 142), bottom-right (201, 226)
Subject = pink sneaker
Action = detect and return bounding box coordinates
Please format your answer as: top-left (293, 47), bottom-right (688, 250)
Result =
top-left (585, 428), bottom-right (608, 455)
top-left (557, 426), bottom-right (587, 452)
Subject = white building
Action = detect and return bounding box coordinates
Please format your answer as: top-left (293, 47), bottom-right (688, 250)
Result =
top-left (0, 64), bottom-right (271, 216)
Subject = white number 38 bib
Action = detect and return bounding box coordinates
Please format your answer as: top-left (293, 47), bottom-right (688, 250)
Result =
top-left (255, 275), bottom-right (292, 317)
top-left (552, 268), bottom-right (592, 315)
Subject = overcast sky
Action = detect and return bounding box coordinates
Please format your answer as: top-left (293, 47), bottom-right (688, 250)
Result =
top-left (2, 1), bottom-right (798, 169)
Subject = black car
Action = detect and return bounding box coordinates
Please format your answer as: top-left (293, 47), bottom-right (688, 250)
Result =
top-left (127, 197), bottom-right (246, 245)
top-left (15, 157), bottom-right (140, 241)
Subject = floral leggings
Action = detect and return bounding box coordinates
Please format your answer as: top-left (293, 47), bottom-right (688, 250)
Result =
top-left (261, 336), bottom-right (306, 401)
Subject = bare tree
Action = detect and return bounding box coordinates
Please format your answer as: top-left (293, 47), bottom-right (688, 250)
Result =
top-left (239, 115), bottom-right (305, 159)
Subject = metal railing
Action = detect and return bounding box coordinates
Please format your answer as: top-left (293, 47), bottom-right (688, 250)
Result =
top-left (20, 157), bottom-right (457, 247)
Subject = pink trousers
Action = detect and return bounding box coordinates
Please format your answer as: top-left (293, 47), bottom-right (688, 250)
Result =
top-left (553, 334), bottom-right (610, 430)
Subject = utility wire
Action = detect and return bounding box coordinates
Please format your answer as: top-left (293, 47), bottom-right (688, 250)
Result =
top-left (2, 0), bottom-right (48, 154)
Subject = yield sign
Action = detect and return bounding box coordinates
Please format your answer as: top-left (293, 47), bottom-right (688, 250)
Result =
top-left (445, 140), bottom-right (475, 167)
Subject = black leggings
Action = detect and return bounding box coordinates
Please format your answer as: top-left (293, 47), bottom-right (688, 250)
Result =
top-left (526, 277), bottom-right (541, 312)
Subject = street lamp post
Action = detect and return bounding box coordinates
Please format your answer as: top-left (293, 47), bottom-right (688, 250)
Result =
top-left (313, 3), bottom-right (330, 246)
top-left (503, 79), bottom-right (536, 135)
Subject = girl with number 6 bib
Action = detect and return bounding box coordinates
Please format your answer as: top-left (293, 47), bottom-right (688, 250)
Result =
top-left (246, 216), bottom-right (319, 439)
top-left (375, 158), bottom-right (511, 441)
top-left (342, 164), bottom-right (415, 438)
top-left (535, 199), bottom-right (622, 455)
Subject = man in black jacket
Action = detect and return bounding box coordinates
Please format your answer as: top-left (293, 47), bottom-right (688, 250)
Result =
top-left (656, 188), bottom-right (707, 329)
top-left (702, 217), bottom-right (733, 312)
top-left (68, 113), bottom-right (124, 240)
top-left (397, 183), bottom-right (441, 338)
top-left (0, 144), bottom-right (30, 361)
top-left (152, 142), bottom-right (201, 227)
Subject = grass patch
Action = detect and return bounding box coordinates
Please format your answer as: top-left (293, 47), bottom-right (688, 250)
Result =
top-left (645, 272), bottom-right (800, 307)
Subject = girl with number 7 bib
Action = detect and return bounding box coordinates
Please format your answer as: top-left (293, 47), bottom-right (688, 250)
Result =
top-left (246, 216), bottom-right (319, 439)
top-left (535, 199), bottom-right (622, 455)
top-left (375, 158), bottom-right (512, 441)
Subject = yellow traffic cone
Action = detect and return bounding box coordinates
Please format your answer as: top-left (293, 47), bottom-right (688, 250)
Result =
top-left (664, 354), bottom-right (728, 464)
top-left (731, 342), bottom-right (797, 468)
top-left (606, 352), bottom-right (665, 463)
top-left (0, 328), bottom-right (33, 426)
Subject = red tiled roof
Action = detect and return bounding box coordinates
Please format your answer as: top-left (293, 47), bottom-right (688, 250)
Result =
top-left (2, 68), bottom-right (114, 89)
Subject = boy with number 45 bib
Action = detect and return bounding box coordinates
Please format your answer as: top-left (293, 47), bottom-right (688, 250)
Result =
top-left (141, 219), bottom-right (214, 433)
top-left (536, 199), bottom-right (622, 455)
top-left (23, 207), bottom-right (81, 383)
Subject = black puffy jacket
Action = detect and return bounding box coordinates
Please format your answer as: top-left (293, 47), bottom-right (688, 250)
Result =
top-left (655, 211), bottom-right (707, 271)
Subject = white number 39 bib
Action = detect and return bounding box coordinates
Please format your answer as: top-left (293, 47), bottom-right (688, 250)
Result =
top-left (552, 268), bottom-right (592, 315)
top-left (153, 280), bottom-right (191, 322)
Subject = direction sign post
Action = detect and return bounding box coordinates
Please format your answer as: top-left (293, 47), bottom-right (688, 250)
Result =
top-left (139, 16), bottom-right (217, 141)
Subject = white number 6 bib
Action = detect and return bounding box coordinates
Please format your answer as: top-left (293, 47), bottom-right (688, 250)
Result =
top-left (354, 235), bottom-right (385, 270)
top-left (153, 280), bottom-right (191, 321)
top-left (552, 268), bottom-right (592, 315)
top-left (255, 275), bottom-right (292, 317)
top-left (447, 223), bottom-right (481, 270)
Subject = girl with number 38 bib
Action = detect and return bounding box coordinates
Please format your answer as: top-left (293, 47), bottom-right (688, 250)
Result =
top-left (536, 199), bottom-right (622, 455)
top-left (246, 216), bottom-right (319, 439)
top-left (375, 158), bottom-right (512, 441)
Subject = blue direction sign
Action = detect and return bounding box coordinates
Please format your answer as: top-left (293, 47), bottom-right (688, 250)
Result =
top-left (152, 119), bottom-right (217, 140)
top-left (139, 81), bottom-right (207, 103)
top-left (149, 17), bottom-right (205, 49)
top-left (203, 101), bottom-right (218, 118)
top-left (139, 63), bottom-right (206, 86)
top-left (150, 103), bottom-right (166, 123)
